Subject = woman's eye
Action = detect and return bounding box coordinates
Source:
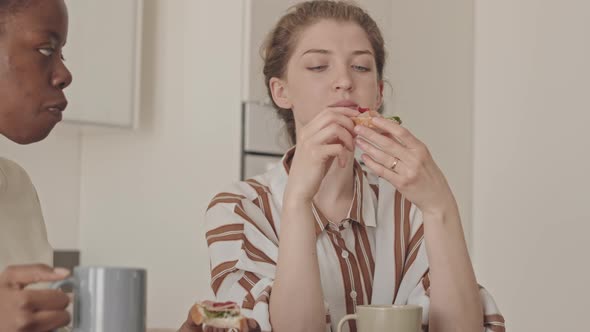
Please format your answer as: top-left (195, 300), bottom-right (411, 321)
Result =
top-left (352, 65), bottom-right (370, 72)
top-left (38, 48), bottom-right (55, 56)
top-left (307, 65), bottom-right (328, 71)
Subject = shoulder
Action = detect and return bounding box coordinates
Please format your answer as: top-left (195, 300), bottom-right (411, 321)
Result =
top-left (206, 163), bottom-right (283, 212)
top-left (207, 177), bottom-right (272, 209)
top-left (205, 170), bottom-right (283, 242)
top-left (0, 157), bottom-right (34, 193)
top-left (0, 157), bottom-right (29, 178)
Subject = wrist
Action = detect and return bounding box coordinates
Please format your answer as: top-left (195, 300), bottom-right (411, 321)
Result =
top-left (421, 200), bottom-right (460, 224)
top-left (283, 183), bottom-right (315, 207)
top-left (282, 194), bottom-right (313, 211)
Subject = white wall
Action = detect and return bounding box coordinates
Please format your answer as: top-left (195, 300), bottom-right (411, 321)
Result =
top-left (0, 125), bottom-right (81, 250)
top-left (474, 0), bottom-right (590, 330)
top-left (389, 0), bottom-right (475, 244)
top-left (78, 0), bottom-right (243, 328)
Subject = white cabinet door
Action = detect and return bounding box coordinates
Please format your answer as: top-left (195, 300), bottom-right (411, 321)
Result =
top-left (63, 0), bottom-right (143, 128)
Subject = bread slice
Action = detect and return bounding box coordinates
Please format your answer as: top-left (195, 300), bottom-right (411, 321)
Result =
top-left (352, 110), bottom-right (381, 128)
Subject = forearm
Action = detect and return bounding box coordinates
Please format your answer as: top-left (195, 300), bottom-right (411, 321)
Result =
top-left (423, 204), bottom-right (483, 332)
top-left (270, 200), bottom-right (325, 332)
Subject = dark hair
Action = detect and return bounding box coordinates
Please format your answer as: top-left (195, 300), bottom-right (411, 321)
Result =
top-left (262, 0), bottom-right (386, 145)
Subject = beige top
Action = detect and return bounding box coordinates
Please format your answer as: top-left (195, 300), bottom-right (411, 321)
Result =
top-left (0, 157), bottom-right (52, 271)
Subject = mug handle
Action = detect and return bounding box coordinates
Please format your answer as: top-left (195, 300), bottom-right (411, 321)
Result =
top-left (337, 314), bottom-right (357, 332)
top-left (50, 278), bottom-right (75, 332)
top-left (50, 277), bottom-right (75, 290)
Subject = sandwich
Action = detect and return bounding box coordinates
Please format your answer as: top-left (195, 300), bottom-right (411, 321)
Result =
top-left (352, 106), bottom-right (402, 128)
top-left (190, 300), bottom-right (247, 330)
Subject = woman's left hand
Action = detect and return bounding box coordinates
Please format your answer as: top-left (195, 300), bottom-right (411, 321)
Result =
top-left (354, 117), bottom-right (456, 216)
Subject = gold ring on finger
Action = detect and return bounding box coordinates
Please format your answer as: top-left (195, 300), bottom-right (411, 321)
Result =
top-left (390, 158), bottom-right (399, 171)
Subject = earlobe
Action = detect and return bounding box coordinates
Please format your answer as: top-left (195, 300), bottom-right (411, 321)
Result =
top-left (269, 77), bottom-right (292, 109)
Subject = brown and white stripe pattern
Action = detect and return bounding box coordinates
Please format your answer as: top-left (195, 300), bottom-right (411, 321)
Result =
top-left (204, 148), bottom-right (505, 332)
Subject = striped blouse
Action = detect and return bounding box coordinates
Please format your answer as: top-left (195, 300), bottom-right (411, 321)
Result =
top-left (204, 148), bottom-right (505, 332)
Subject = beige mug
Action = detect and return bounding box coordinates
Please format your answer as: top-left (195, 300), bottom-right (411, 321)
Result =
top-left (337, 304), bottom-right (422, 332)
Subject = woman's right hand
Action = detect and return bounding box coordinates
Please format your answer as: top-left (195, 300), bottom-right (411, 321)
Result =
top-left (0, 264), bottom-right (71, 332)
top-left (284, 107), bottom-right (359, 203)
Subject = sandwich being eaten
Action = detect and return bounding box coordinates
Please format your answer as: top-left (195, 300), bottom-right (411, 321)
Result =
top-left (352, 106), bottom-right (402, 128)
top-left (190, 300), bottom-right (247, 330)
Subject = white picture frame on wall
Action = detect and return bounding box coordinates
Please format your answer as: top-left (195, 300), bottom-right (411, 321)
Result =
top-left (63, 0), bottom-right (143, 128)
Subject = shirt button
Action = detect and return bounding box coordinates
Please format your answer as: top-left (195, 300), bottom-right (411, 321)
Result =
top-left (341, 251), bottom-right (349, 259)
top-left (342, 220), bottom-right (350, 228)
top-left (350, 291), bottom-right (357, 299)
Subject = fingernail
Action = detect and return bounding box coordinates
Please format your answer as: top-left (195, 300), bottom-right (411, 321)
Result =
top-left (354, 126), bottom-right (362, 133)
top-left (53, 268), bottom-right (70, 276)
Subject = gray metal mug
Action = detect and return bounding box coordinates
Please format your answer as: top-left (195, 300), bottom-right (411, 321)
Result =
top-left (51, 266), bottom-right (147, 332)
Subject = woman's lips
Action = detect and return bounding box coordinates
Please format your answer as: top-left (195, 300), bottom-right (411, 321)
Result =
top-left (329, 100), bottom-right (358, 109)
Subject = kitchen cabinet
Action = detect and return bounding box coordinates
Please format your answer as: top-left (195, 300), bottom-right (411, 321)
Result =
top-left (63, 0), bottom-right (143, 128)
